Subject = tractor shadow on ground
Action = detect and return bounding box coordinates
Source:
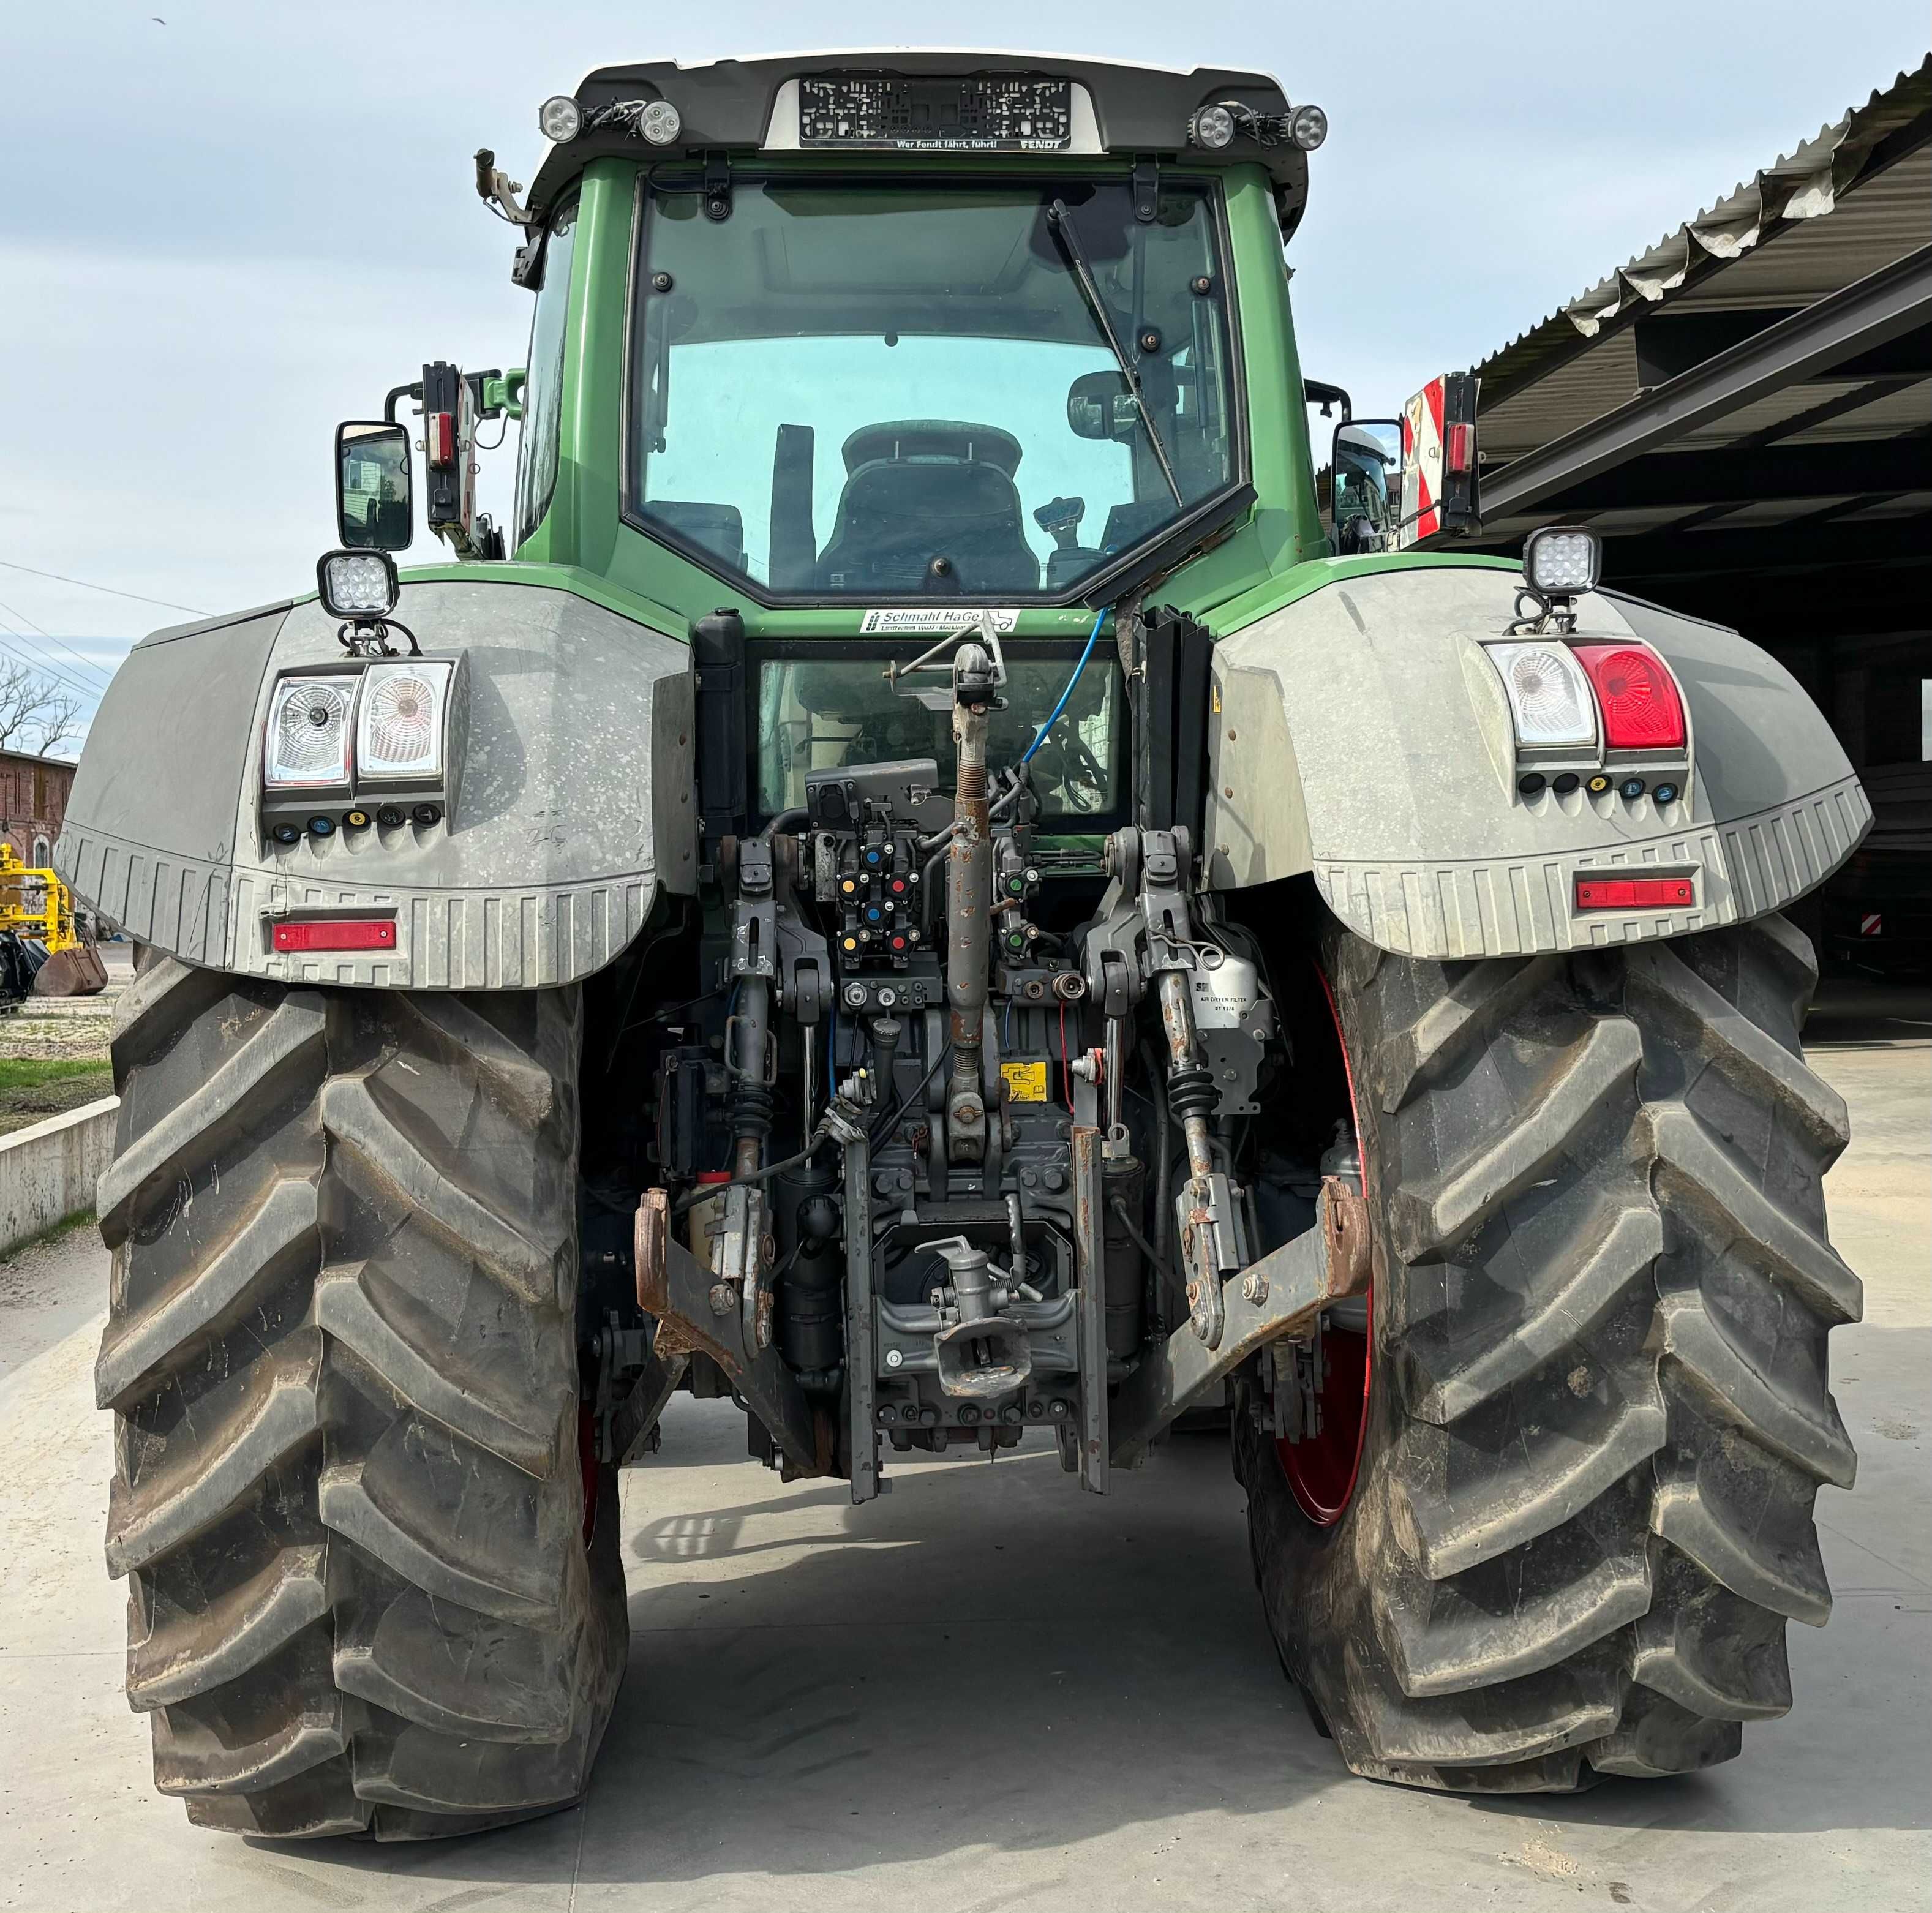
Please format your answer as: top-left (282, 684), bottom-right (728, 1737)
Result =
top-left (263, 1386), bottom-right (1929, 1892)
top-left (584, 1435), bottom-right (1929, 1885)
top-left (583, 1421), bottom-right (1355, 1882)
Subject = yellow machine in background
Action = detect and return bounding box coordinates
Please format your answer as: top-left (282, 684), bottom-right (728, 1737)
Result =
top-left (0, 843), bottom-right (107, 996)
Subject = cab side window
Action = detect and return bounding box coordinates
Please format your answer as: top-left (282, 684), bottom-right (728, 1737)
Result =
top-left (513, 197), bottom-right (579, 551)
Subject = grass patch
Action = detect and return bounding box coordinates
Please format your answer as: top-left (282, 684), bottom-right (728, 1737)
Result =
top-left (0, 1059), bottom-right (116, 1137)
top-left (0, 1057), bottom-right (113, 1092)
top-left (0, 1208), bottom-right (97, 1265)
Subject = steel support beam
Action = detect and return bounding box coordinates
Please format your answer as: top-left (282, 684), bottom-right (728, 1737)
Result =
top-left (1606, 516), bottom-right (1928, 584)
top-left (1530, 431), bottom-right (1932, 514)
top-left (1479, 244), bottom-right (1932, 525)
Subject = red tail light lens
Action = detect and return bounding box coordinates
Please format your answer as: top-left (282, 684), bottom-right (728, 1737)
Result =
top-left (273, 918), bottom-right (397, 952)
top-left (1573, 643), bottom-right (1685, 750)
top-left (1575, 876), bottom-right (1694, 910)
top-left (426, 412), bottom-right (455, 467)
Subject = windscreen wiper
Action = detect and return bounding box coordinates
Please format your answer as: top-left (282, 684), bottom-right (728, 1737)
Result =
top-left (1047, 199), bottom-right (1183, 508)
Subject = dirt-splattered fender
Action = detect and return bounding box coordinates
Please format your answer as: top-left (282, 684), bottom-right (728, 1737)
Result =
top-left (1203, 563), bottom-right (1868, 958)
top-left (55, 576), bottom-right (694, 988)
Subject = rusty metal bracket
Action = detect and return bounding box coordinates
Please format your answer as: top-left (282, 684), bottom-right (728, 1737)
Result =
top-left (635, 1187), bottom-right (832, 1480)
top-left (1108, 1185), bottom-right (1372, 1467)
top-left (1321, 1173), bottom-right (1372, 1294)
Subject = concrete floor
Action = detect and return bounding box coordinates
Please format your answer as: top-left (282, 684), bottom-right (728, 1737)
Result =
top-left (0, 1013), bottom-right (1924, 1912)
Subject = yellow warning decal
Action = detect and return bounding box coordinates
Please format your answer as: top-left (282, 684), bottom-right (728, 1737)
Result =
top-left (1001, 1061), bottom-right (1048, 1103)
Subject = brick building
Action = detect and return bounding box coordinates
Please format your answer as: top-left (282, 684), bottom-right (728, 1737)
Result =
top-left (1, 747), bottom-right (74, 867)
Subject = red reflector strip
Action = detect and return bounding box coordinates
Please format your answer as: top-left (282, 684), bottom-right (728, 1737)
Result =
top-left (426, 412), bottom-right (455, 467)
top-left (273, 919), bottom-right (397, 952)
top-left (1445, 420), bottom-right (1474, 475)
top-left (1575, 878), bottom-right (1694, 911)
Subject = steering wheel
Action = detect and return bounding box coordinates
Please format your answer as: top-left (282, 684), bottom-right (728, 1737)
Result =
top-left (1032, 726), bottom-right (1108, 813)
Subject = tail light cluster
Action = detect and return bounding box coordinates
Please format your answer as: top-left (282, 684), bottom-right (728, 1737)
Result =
top-left (1486, 636), bottom-right (1687, 804)
top-left (260, 655), bottom-right (463, 846)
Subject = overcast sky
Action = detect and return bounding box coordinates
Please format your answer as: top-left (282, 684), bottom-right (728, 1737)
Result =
top-left (2, 2), bottom-right (1926, 754)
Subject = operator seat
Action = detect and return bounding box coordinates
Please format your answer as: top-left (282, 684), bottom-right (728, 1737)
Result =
top-left (815, 420), bottom-right (1040, 593)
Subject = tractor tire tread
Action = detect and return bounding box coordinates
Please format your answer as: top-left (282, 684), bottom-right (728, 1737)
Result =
top-left (1237, 914), bottom-right (1857, 1791)
top-left (100, 955), bottom-right (625, 1840)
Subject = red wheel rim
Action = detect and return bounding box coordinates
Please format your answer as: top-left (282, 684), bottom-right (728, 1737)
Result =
top-left (1276, 960), bottom-right (1372, 1527)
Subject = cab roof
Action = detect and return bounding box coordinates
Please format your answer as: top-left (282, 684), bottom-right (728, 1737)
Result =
top-left (523, 48), bottom-right (1310, 229)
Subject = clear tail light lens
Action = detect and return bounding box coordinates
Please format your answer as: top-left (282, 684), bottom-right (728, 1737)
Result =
top-left (1486, 642), bottom-right (1599, 748)
top-left (265, 675), bottom-right (358, 787)
top-left (356, 660), bottom-right (453, 780)
top-left (1572, 643), bottom-right (1686, 751)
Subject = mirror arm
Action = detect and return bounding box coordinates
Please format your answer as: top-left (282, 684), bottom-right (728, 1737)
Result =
top-left (473, 148), bottom-right (531, 225)
top-left (1304, 377), bottom-right (1352, 423)
top-left (383, 381), bottom-right (422, 426)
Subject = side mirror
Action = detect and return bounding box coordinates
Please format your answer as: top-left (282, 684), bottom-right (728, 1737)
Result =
top-left (1329, 418), bottom-right (1403, 549)
top-left (1066, 370), bottom-right (1138, 443)
top-left (336, 421), bottom-right (413, 551)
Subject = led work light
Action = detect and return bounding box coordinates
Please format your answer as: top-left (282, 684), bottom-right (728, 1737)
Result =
top-left (317, 551), bottom-right (399, 621)
top-left (637, 99), bottom-right (682, 145)
top-left (1188, 104), bottom-right (1236, 148)
top-left (1523, 525), bottom-right (1601, 599)
top-left (539, 94), bottom-right (583, 142)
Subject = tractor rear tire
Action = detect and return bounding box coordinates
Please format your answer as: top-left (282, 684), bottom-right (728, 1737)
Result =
top-left (96, 956), bottom-right (627, 1839)
top-left (1234, 914), bottom-right (1859, 1791)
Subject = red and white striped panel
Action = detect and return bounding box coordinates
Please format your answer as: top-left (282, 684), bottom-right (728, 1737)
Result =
top-left (1399, 377), bottom-right (1446, 549)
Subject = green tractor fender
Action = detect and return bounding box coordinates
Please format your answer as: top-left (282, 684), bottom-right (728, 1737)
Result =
top-left (1203, 562), bottom-right (1868, 958)
top-left (55, 574), bottom-right (696, 988)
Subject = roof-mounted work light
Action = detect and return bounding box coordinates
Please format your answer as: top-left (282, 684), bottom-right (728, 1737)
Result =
top-left (538, 94), bottom-right (583, 143)
top-left (1186, 98), bottom-right (1328, 152)
top-left (636, 98), bottom-right (682, 145)
top-left (1187, 103), bottom-right (1236, 149)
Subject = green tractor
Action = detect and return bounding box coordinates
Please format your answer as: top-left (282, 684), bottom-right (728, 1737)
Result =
top-left (61, 53), bottom-right (1870, 1838)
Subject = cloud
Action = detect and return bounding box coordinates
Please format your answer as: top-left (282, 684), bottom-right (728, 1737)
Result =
top-left (3, 0), bottom-right (1927, 726)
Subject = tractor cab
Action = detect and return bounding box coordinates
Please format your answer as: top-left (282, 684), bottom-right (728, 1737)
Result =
top-left (377, 57), bottom-right (1335, 630)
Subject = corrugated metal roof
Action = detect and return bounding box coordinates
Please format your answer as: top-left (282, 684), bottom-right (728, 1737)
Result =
top-left (1473, 56), bottom-right (1932, 416)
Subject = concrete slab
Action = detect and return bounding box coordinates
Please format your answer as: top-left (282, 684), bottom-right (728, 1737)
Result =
top-left (1, 1033), bottom-right (1924, 1913)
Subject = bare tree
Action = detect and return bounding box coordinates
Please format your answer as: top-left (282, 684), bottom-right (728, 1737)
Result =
top-left (0, 660), bottom-right (85, 756)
